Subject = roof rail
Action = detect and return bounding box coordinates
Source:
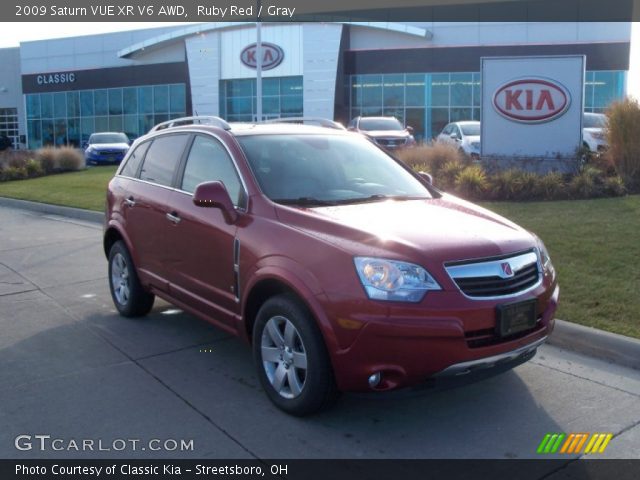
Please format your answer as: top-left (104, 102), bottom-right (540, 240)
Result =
top-left (149, 116), bottom-right (231, 133)
top-left (261, 117), bottom-right (346, 131)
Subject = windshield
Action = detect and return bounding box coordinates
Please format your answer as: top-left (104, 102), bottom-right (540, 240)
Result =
top-left (89, 133), bottom-right (129, 144)
top-left (358, 118), bottom-right (404, 132)
top-left (237, 134), bottom-right (431, 206)
top-left (460, 123), bottom-right (480, 136)
top-left (583, 113), bottom-right (607, 128)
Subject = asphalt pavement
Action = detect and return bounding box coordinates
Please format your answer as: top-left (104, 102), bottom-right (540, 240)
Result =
top-left (1, 205), bottom-right (639, 466)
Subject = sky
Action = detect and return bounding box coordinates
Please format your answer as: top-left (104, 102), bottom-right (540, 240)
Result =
top-left (0, 21), bottom-right (637, 100)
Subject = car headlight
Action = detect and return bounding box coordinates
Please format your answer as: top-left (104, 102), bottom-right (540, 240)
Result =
top-left (534, 236), bottom-right (554, 275)
top-left (354, 257), bottom-right (441, 302)
top-left (85, 146), bottom-right (95, 153)
top-left (471, 141), bottom-right (481, 150)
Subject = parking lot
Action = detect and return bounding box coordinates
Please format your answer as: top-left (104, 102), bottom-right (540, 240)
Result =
top-left (1, 204), bottom-right (639, 463)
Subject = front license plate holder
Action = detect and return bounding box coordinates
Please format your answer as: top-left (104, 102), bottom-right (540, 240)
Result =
top-left (496, 299), bottom-right (537, 337)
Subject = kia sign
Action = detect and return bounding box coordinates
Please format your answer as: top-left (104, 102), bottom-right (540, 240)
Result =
top-left (240, 43), bottom-right (284, 71)
top-left (493, 78), bottom-right (571, 123)
top-left (481, 55), bottom-right (585, 166)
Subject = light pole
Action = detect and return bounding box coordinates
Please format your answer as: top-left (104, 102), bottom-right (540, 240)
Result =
top-left (255, 1), bottom-right (262, 122)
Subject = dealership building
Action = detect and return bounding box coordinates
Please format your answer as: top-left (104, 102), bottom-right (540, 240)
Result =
top-left (0, 21), bottom-right (632, 149)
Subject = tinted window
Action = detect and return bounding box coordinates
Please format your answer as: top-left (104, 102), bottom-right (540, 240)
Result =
top-left (89, 133), bottom-right (129, 144)
top-left (139, 134), bottom-right (189, 187)
top-left (238, 134), bottom-right (430, 204)
top-left (358, 118), bottom-right (403, 131)
top-left (460, 123), bottom-right (480, 136)
top-left (181, 136), bottom-right (243, 206)
top-left (120, 141), bottom-right (151, 178)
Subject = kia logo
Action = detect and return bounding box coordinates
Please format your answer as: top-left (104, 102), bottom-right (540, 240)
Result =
top-left (240, 43), bottom-right (284, 71)
top-left (493, 78), bottom-right (571, 123)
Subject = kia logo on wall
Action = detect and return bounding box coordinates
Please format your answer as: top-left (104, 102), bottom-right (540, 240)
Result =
top-left (240, 43), bottom-right (284, 70)
top-left (493, 77), bottom-right (571, 123)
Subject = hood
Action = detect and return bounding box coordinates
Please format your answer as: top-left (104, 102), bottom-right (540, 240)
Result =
top-left (275, 195), bottom-right (536, 266)
top-left (583, 128), bottom-right (604, 134)
top-left (87, 143), bottom-right (130, 150)
top-left (464, 135), bottom-right (481, 144)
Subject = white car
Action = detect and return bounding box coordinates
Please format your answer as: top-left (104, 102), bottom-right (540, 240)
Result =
top-left (436, 121), bottom-right (481, 159)
top-left (583, 113), bottom-right (608, 153)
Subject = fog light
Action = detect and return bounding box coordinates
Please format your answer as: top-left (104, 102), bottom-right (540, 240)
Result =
top-left (368, 372), bottom-right (382, 388)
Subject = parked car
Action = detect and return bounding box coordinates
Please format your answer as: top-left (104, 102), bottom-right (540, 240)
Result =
top-left (583, 112), bottom-right (608, 153)
top-left (84, 132), bottom-right (130, 165)
top-left (347, 116), bottom-right (416, 150)
top-left (104, 116), bottom-right (558, 416)
top-left (436, 121), bottom-right (481, 159)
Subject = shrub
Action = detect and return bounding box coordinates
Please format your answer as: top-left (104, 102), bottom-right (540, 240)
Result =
top-left (606, 98), bottom-right (640, 190)
top-left (438, 160), bottom-right (466, 190)
top-left (454, 165), bottom-right (488, 200)
top-left (569, 167), bottom-right (605, 199)
top-left (399, 143), bottom-right (465, 174)
top-left (603, 176), bottom-right (626, 197)
top-left (25, 158), bottom-right (44, 178)
top-left (56, 146), bottom-right (85, 171)
top-left (36, 147), bottom-right (57, 173)
top-left (0, 166), bottom-right (28, 181)
top-left (534, 172), bottom-right (567, 201)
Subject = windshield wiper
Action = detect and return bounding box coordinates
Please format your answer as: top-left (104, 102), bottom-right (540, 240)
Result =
top-left (273, 197), bottom-right (338, 207)
top-left (334, 194), bottom-right (429, 205)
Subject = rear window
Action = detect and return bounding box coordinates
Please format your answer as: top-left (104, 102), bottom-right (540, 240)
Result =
top-left (139, 134), bottom-right (189, 187)
top-left (120, 141), bottom-right (150, 178)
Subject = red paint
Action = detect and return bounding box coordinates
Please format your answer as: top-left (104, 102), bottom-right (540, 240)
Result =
top-left (240, 42), bottom-right (284, 70)
top-left (493, 78), bottom-right (570, 123)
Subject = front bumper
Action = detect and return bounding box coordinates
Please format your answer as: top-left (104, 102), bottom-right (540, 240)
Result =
top-left (323, 282), bottom-right (558, 392)
top-left (85, 151), bottom-right (127, 164)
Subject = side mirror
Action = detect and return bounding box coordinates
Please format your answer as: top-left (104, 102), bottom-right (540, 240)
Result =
top-left (193, 181), bottom-right (238, 224)
top-left (450, 132), bottom-right (459, 140)
top-left (406, 126), bottom-right (414, 134)
top-left (418, 171), bottom-right (433, 185)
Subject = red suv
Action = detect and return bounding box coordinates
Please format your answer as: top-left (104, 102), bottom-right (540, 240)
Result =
top-left (104, 116), bottom-right (558, 415)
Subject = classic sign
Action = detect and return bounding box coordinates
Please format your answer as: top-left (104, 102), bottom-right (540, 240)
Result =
top-left (240, 43), bottom-right (284, 70)
top-left (493, 78), bottom-right (571, 123)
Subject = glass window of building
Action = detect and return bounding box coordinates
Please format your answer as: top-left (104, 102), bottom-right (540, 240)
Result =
top-left (220, 76), bottom-right (302, 122)
top-left (25, 83), bottom-right (187, 148)
top-left (0, 108), bottom-right (19, 149)
top-left (349, 70), bottom-right (626, 140)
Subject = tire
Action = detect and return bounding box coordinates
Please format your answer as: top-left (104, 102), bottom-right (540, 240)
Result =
top-left (108, 240), bottom-right (154, 317)
top-left (253, 294), bottom-right (339, 416)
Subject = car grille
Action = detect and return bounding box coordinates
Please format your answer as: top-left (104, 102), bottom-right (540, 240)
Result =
top-left (445, 250), bottom-right (541, 298)
top-left (98, 149), bottom-right (124, 156)
top-left (375, 137), bottom-right (407, 148)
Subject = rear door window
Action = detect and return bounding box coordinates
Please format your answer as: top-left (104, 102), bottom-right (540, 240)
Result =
top-left (139, 134), bottom-right (189, 187)
top-left (120, 141), bottom-right (151, 178)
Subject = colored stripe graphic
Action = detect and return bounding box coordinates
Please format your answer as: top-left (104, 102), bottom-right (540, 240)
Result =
top-left (539, 433), bottom-right (613, 454)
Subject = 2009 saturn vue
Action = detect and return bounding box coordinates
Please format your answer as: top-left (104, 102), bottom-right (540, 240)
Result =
top-left (104, 117), bottom-right (558, 415)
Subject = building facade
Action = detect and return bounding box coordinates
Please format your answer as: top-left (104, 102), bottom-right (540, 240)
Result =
top-left (0, 22), bottom-right (631, 149)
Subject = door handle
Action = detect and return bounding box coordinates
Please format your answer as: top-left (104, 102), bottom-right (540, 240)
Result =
top-left (125, 196), bottom-right (136, 207)
top-left (166, 212), bottom-right (181, 224)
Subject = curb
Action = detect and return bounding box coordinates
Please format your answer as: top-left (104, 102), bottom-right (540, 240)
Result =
top-left (549, 319), bottom-right (640, 371)
top-left (0, 196), bottom-right (104, 224)
top-left (1, 196), bottom-right (639, 371)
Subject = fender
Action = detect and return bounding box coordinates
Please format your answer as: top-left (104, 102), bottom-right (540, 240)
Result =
top-left (241, 260), bottom-right (341, 360)
top-left (104, 218), bottom-right (141, 268)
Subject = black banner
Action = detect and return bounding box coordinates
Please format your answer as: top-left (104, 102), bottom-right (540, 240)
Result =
top-left (3, 0), bottom-right (640, 22)
top-left (3, 460), bottom-right (640, 480)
